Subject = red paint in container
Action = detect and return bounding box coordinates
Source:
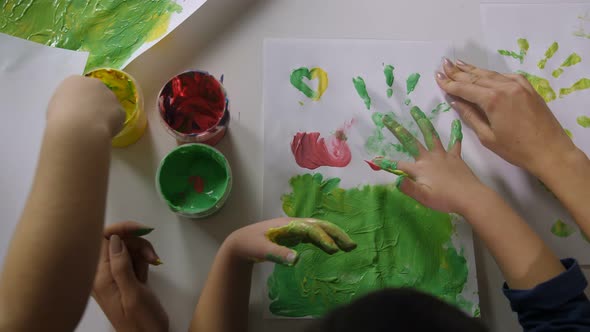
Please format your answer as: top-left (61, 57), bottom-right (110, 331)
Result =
top-left (158, 71), bottom-right (230, 145)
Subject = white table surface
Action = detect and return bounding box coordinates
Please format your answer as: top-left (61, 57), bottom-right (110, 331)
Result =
top-left (76, 0), bottom-right (589, 331)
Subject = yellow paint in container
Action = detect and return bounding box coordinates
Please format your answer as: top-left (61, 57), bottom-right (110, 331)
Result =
top-left (85, 68), bottom-right (146, 147)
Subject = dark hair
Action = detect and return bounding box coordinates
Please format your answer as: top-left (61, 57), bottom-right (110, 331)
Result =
top-left (306, 288), bottom-right (487, 332)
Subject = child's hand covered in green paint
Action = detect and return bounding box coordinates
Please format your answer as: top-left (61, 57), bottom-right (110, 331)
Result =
top-left (93, 222), bottom-right (168, 332)
top-left (436, 59), bottom-right (579, 177)
top-left (225, 218), bottom-right (357, 266)
top-left (381, 113), bottom-right (483, 213)
top-left (47, 76), bottom-right (125, 138)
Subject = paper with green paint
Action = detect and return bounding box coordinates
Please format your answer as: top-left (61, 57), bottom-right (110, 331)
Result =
top-left (263, 39), bottom-right (478, 317)
top-left (481, 3), bottom-right (590, 262)
top-left (0, 0), bottom-right (207, 70)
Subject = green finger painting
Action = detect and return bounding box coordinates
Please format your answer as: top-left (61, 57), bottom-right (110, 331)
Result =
top-left (577, 116), bottom-right (590, 128)
top-left (404, 73), bottom-right (421, 105)
top-left (551, 219), bottom-right (575, 238)
top-left (500, 39), bottom-right (588, 105)
top-left (383, 114), bottom-right (421, 158)
top-left (448, 120), bottom-right (463, 150)
top-left (538, 42), bottom-right (559, 69)
top-left (290, 67), bottom-right (329, 101)
top-left (384, 64), bottom-right (395, 98)
top-left (267, 174), bottom-right (472, 317)
top-left (498, 38), bottom-right (529, 64)
top-left (353, 76), bottom-right (371, 109)
top-left (410, 106), bottom-right (439, 150)
top-left (559, 78), bottom-right (590, 98)
top-left (552, 53), bottom-right (582, 78)
top-left (573, 12), bottom-right (590, 39)
top-left (518, 71), bottom-right (556, 103)
top-left (0, 0), bottom-right (182, 71)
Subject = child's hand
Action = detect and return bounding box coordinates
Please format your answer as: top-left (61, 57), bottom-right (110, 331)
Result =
top-left (436, 59), bottom-right (578, 177)
top-left (372, 107), bottom-right (484, 214)
top-left (47, 76), bottom-right (125, 138)
top-left (225, 218), bottom-right (357, 266)
top-left (92, 222), bottom-right (168, 332)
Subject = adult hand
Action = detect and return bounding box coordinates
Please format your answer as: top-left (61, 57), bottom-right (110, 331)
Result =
top-left (435, 58), bottom-right (578, 176)
top-left (225, 218), bottom-right (357, 266)
top-left (47, 75), bottom-right (125, 138)
top-left (92, 222), bottom-right (168, 332)
top-left (370, 106), bottom-right (484, 214)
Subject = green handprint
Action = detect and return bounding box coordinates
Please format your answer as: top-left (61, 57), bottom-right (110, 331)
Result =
top-left (573, 11), bottom-right (590, 39)
top-left (356, 65), bottom-right (452, 160)
top-left (499, 39), bottom-right (590, 130)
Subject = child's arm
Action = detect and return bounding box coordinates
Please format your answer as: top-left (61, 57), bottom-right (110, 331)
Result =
top-left (189, 218), bottom-right (357, 332)
top-left (436, 59), bottom-right (590, 240)
top-left (378, 100), bottom-right (589, 329)
top-left (0, 76), bottom-right (124, 331)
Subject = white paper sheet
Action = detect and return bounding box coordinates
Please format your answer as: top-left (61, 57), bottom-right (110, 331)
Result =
top-left (262, 39), bottom-right (479, 318)
top-left (121, 0), bottom-right (207, 68)
top-left (480, 3), bottom-right (590, 262)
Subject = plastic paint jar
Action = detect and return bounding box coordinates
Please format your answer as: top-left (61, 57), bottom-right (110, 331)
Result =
top-left (156, 143), bottom-right (232, 218)
top-left (158, 70), bottom-right (230, 146)
top-left (85, 68), bottom-right (147, 148)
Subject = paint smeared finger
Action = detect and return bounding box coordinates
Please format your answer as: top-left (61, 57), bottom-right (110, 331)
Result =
top-left (394, 161), bottom-right (418, 179)
top-left (382, 114), bottom-right (425, 159)
top-left (365, 157), bottom-right (409, 177)
top-left (313, 220), bottom-right (357, 252)
top-left (436, 72), bottom-right (491, 107)
top-left (447, 120), bottom-right (463, 153)
top-left (266, 220), bottom-right (339, 254)
top-left (409, 106), bottom-right (442, 151)
top-left (104, 220), bottom-right (154, 238)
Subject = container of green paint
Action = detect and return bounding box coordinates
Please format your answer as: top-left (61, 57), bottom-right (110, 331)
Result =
top-left (156, 143), bottom-right (232, 218)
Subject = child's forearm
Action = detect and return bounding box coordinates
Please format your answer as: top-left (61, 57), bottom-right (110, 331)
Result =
top-left (532, 148), bottom-right (590, 239)
top-left (462, 185), bottom-right (564, 290)
top-left (0, 119), bottom-right (112, 331)
top-left (190, 240), bottom-right (253, 332)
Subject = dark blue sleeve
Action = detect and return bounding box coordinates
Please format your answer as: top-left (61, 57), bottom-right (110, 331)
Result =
top-left (503, 258), bottom-right (590, 332)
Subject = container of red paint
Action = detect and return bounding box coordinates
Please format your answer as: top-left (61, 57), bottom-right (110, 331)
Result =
top-left (158, 70), bottom-right (230, 145)
top-left (156, 143), bottom-right (233, 219)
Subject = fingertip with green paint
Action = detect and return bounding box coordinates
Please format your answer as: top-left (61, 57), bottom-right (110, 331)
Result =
top-left (132, 227), bottom-right (155, 237)
top-left (448, 119), bottom-right (463, 150)
top-left (410, 106), bottom-right (438, 150)
top-left (382, 114), bottom-right (421, 158)
top-left (395, 175), bottom-right (407, 189)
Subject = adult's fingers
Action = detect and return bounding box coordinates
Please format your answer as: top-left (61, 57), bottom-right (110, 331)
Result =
top-left (382, 114), bottom-right (426, 159)
top-left (104, 220), bottom-right (154, 238)
top-left (454, 60), bottom-right (512, 83)
top-left (442, 58), bottom-right (502, 89)
top-left (313, 220), bottom-right (357, 252)
top-left (134, 260), bottom-right (149, 284)
top-left (447, 119), bottom-right (463, 155)
top-left (109, 235), bottom-right (139, 292)
top-left (409, 106), bottom-right (443, 151)
top-left (124, 237), bottom-right (162, 265)
top-left (505, 73), bottom-right (536, 94)
top-left (92, 239), bottom-right (113, 296)
top-left (436, 72), bottom-right (492, 107)
top-left (450, 99), bottom-right (495, 145)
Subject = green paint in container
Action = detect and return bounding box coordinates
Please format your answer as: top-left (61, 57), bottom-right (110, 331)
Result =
top-left (156, 144), bottom-right (232, 218)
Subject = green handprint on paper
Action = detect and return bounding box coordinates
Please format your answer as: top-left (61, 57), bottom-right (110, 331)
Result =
top-left (353, 65), bottom-right (451, 160)
top-left (499, 39), bottom-right (590, 130)
top-left (573, 11), bottom-right (590, 39)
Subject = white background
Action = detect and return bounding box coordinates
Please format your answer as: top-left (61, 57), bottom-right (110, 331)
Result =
top-left (2, 1), bottom-right (589, 331)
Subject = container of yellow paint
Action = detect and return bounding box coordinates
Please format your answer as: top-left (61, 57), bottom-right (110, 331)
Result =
top-left (85, 68), bottom-right (147, 148)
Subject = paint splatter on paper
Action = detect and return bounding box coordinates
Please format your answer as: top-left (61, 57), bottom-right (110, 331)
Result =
top-left (577, 116), bottom-right (590, 128)
top-left (267, 174), bottom-right (472, 317)
top-left (384, 64), bottom-right (395, 98)
top-left (291, 123), bottom-right (352, 170)
top-left (352, 76), bottom-right (371, 110)
top-left (290, 67), bottom-right (329, 101)
top-left (0, 0), bottom-right (182, 70)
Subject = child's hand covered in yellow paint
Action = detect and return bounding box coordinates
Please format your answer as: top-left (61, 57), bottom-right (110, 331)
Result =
top-left (436, 59), bottom-right (578, 177)
top-left (47, 76), bottom-right (125, 138)
top-left (225, 218), bottom-right (357, 266)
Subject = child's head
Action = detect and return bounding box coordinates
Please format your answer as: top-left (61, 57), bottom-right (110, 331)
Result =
top-left (306, 288), bottom-right (487, 332)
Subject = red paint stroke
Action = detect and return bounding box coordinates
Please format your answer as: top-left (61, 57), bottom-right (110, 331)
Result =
top-left (159, 72), bottom-right (226, 135)
top-left (364, 160), bottom-right (381, 171)
top-left (188, 176), bottom-right (205, 193)
top-left (291, 123), bottom-right (353, 170)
